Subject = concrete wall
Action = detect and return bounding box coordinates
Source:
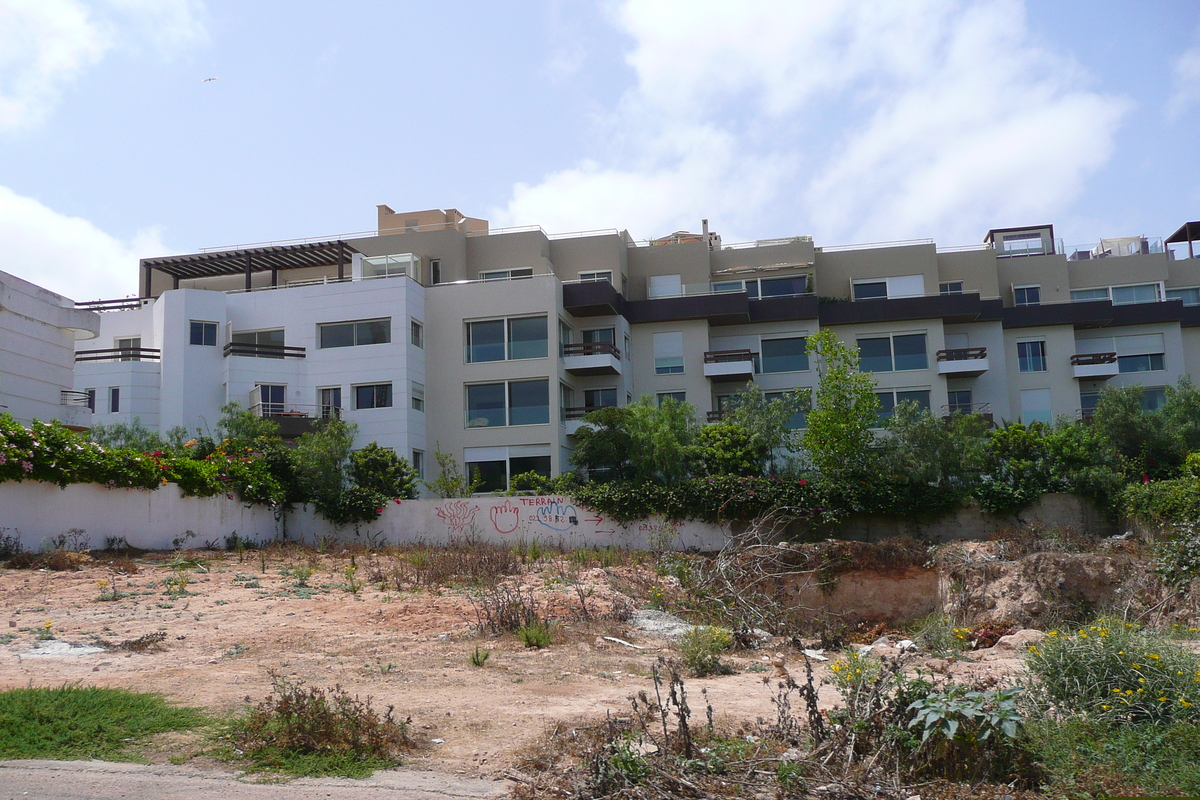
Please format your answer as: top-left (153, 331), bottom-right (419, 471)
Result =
top-left (0, 483), bottom-right (729, 553)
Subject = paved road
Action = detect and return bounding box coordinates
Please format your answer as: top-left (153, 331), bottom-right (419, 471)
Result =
top-left (0, 760), bottom-right (511, 800)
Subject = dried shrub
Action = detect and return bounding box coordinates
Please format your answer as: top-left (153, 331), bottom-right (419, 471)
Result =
top-left (471, 584), bottom-right (541, 634)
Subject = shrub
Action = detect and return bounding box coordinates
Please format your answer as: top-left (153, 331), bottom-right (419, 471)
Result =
top-left (679, 626), bottom-right (733, 677)
top-left (1123, 476), bottom-right (1200, 526)
top-left (517, 620), bottom-right (553, 649)
top-left (828, 649), bottom-right (883, 694)
top-left (1025, 620), bottom-right (1200, 724)
top-left (1154, 522), bottom-right (1200, 593)
top-left (230, 672), bottom-right (411, 777)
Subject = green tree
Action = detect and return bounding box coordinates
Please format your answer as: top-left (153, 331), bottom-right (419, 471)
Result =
top-left (878, 402), bottom-right (989, 488)
top-left (569, 406), bottom-right (636, 481)
top-left (1090, 386), bottom-right (1178, 479)
top-left (214, 401), bottom-right (281, 443)
top-left (424, 448), bottom-right (481, 498)
top-left (292, 418), bottom-right (359, 521)
top-left (350, 442), bottom-right (418, 500)
top-left (689, 421), bottom-right (765, 477)
top-left (803, 329), bottom-right (878, 480)
top-left (88, 418), bottom-right (167, 453)
top-left (624, 396), bottom-right (697, 484)
top-left (719, 384), bottom-right (806, 473)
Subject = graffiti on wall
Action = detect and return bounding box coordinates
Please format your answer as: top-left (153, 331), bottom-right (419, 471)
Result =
top-left (435, 499), bottom-right (479, 532)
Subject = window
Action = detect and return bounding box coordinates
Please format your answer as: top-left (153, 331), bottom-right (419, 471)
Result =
top-left (874, 389), bottom-right (931, 425)
top-left (1001, 231), bottom-right (1045, 254)
top-left (654, 332), bottom-right (684, 374)
top-left (1020, 388), bottom-right (1052, 425)
top-left (354, 383), bottom-right (393, 410)
top-left (466, 379), bottom-right (549, 427)
top-left (257, 384), bottom-right (284, 415)
top-left (1167, 287), bottom-right (1200, 306)
top-left (319, 387), bottom-right (341, 419)
top-left (857, 333), bottom-right (927, 372)
top-left (579, 270), bottom-right (612, 283)
top-left (1017, 340), bottom-right (1047, 373)
top-left (853, 281), bottom-right (887, 300)
top-left (318, 319), bottom-right (391, 348)
top-left (1142, 387), bottom-right (1167, 411)
top-left (759, 276), bottom-right (808, 298)
top-left (764, 390), bottom-right (809, 430)
top-left (853, 275), bottom-right (924, 300)
top-left (363, 253), bottom-right (419, 280)
top-left (85, 389), bottom-right (96, 412)
top-left (466, 316), bottom-right (547, 362)
top-left (465, 449), bottom-right (552, 493)
top-left (947, 390), bottom-right (973, 415)
top-left (1080, 390), bottom-right (1100, 418)
top-left (583, 328), bottom-right (615, 345)
top-left (558, 320), bottom-right (572, 355)
top-left (1013, 285), bottom-right (1041, 306)
top-left (761, 336), bottom-right (808, 373)
top-left (1070, 288), bottom-right (1110, 302)
top-left (190, 321), bottom-right (217, 346)
top-left (429, 259), bottom-right (441, 285)
top-left (480, 267), bottom-right (533, 281)
top-left (108, 387), bottom-right (120, 413)
top-left (939, 281), bottom-right (963, 295)
top-left (116, 336), bottom-right (141, 361)
top-left (648, 274), bottom-right (682, 298)
top-left (657, 391), bottom-right (686, 406)
top-left (411, 382), bottom-right (425, 412)
top-left (231, 329), bottom-right (285, 358)
top-left (1118, 353), bottom-right (1165, 373)
top-left (625, 334), bottom-right (632, 361)
top-left (584, 388), bottom-right (617, 409)
top-left (1111, 283), bottom-right (1161, 305)
top-left (410, 320), bottom-right (423, 348)
top-left (412, 450), bottom-right (424, 479)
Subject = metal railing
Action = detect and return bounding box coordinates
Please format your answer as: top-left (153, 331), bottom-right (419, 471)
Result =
top-left (936, 347), bottom-right (987, 362)
top-left (1066, 237), bottom-right (1164, 261)
top-left (720, 236), bottom-right (813, 250)
top-left (223, 342), bottom-right (306, 359)
top-left (941, 402), bottom-right (992, 416)
top-left (1070, 352), bottom-right (1117, 366)
top-left (996, 238), bottom-right (1064, 258)
top-left (76, 298), bottom-right (150, 312)
top-left (249, 402), bottom-right (340, 419)
top-left (706, 410), bottom-right (726, 423)
top-left (60, 390), bottom-right (92, 407)
top-left (817, 237), bottom-right (934, 253)
top-left (75, 347), bottom-right (161, 363)
top-left (563, 405), bottom-right (616, 420)
top-left (704, 348), bottom-right (755, 364)
top-left (562, 342), bottom-right (620, 358)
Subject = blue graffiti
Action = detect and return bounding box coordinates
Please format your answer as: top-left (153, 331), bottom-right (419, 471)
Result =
top-left (535, 501), bottom-right (578, 531)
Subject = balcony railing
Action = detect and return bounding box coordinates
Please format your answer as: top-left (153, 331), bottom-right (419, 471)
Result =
top-left (562, 342), bottom-right (620, 359)
top-left (60, 390), bottom-right (92, 407)
top-left (941, 402), bottom-right (992, 416)
top-left (75, 298), bottom-right (150, 312)
top-left (223, 342), bottom-right (307, 359)
top-left (1067, 237), bottom-right (1164, 261)
top-left (1070, 352), bottom-right (1117, 366)
top-left (937, 347), bottom-right (987, 362)
top-left (704, 348), bottom-right (754, 364)
top-left (707, 410), bottom-right (727, 423)
top-left (75, 347), bottom-right (161, 363)
top-left (563, 405), bottom-right (616, 420)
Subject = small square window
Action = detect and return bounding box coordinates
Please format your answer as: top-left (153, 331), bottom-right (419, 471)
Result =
top-left (190, 321), bottom-right (217, 346)
top-left (355, 383), bottom-right (393, 410)
top-left (1014, 286), bottom-right (1041, 306)
top-left (1017, 340), bottom-right (1047, 372)
top-left (939, 281), bottom-right (963, 295)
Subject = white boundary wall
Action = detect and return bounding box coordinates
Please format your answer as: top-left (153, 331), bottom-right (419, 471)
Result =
top-left (0, 482), bottom-right (730, 552)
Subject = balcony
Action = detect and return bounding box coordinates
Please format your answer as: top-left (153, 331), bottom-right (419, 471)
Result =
top-left (1066, 237), bottom-right (1164, 261)
top-left (75, 347), bottom-right (161, 363)
top-left (249, 402), bottom-right (337, 437)
top-left (940, 402), bottom-right (993, 425)
top-left (706, 409), bottom-right (726, 423)
top-left (562, 405), bottom-right (614, 435)
top-left (819, 292), bottom-right (993, 326)
top-left (703, 349), bottom-right (756, 382)
top-left (58, 390), bottom-right (93, 430)
top-left (936, 347), bottom-right (988, 377)
top-left (562, 279), bottom-right (623, 317)
top-left (1071, 352), bottom-right (1118, 380)
top-left (224, 342), bottom-right (306, 359)
top-left (562, 342), bottom-right (621, 375)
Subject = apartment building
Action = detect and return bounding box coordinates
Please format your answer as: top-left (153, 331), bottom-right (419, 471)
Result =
top-left (73, 208), bottom-right (1200, 492)
top-left (0, 269), bottom-right (99, 428)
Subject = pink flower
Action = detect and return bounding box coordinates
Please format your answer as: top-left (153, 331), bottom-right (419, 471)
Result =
top-left (393, 498), bottom-right (402, 504)
top-left (375, 507), bottom-right (384, 514)
top-left (21, 460), bottom-right (33, 473)
top-left (799, 479), bottom-right (807, 486)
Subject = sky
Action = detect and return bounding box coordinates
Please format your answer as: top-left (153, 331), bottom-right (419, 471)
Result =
top-left (1, 0), bottom-right (1199, 301)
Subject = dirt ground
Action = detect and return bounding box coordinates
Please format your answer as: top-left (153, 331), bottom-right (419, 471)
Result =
top-left (0, 547), bottom-right (1026, 785)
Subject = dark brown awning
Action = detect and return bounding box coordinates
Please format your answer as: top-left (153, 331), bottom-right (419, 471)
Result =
top-left (1166, 221), bottom-right (1200, 244)
top-left (142, 240), bottom-right (359, 281)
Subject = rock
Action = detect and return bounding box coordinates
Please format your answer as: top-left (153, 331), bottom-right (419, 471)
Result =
top-left (871, 635), bottom-right (892, 646)
top-left (994, 629), bottom-right (1046, 651)
top-left (801, 648), bottom-right (828, 661)
top-left (628, 609), bottom-right (694, 639)
top-left (780, 747), bottom-right (804, 761)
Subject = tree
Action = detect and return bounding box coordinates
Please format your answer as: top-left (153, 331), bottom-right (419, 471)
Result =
top-left (719, 384), bottom-right (806, 473)
top-left (292, 417), bottom-right (358, 519)
top-left (424, 447), bottom-right (481, 498)
top-left (690, 421), bottom-right (766, 477)
top-left (569, 406), bottom-right (636, 481)
top-left (350, 443), bottom-right (418, 500)
top-left (88, 417), bottom-right (167, 452)
top-left (624, 396), bottom-right (698, 484)
top-left (878, 402), bottom-right (989, 488)
top-left (803, 329), bottom-right (879, 480)
top-left (214, 401), bottom-right (280, 443)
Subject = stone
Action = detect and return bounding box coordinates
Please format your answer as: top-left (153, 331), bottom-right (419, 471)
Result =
top-left (994, 629), bottom-right (1046, 651)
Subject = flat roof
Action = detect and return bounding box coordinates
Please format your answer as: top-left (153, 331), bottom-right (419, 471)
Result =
top-left (983, 224), bottom-right (1054, 244)
top-left (1167, 221), bottom-right (1200, 244)
top-left (141, 240), bottom-right (359, 280)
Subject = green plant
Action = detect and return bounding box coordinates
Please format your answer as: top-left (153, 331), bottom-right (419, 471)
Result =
top-left (803, 329), bottom-right (879, 481)
top-left (905, 685), bottom-right (1023, 782)
top-left (679, 626), bottom-right (733, 677)
top-left (828, 649), bottom-right (882, 693)
top-left (35, 620), bottom-right (54, 641)
top-left (1154, 522), bottom-right (1200, 592)
top-left (227, 672), bottom-right (411, 778)
top-left (517, 620), bottom-right (553, 649)
top-left (93, 578), bottom-right (125, 602)
top-left (424, 447), bottom-right (481, 498)
top-left (0, 685), bottom-right (206, 760)
top-left (469, 646), bottom-right (490, 667)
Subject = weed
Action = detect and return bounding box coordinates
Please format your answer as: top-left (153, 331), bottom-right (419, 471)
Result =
top-left (35, 620), bottom-right (54, 641)
top-left (0, 685), bottom-right (205, 760)
top-left (518, 620), bottom-right (553, 649)
top-left (679, 626), bottom-right (733, 677)
top-left (342, 562), bottom-right (361, 594)
top-left (224, 643), bottom-right (249, 659)
top-left (162, 573), bottom-right (193, 598)
top-left (287, 565), bottom-right (314, 588)
top-left (469, 646), bottom-right (490, 667)
top-left (471, 584), bottom-right (540, 635)
top-left (227, 672), bottom-right (411, 778)
top-left (93, 579), bottom-right (127, 602)
top-left (0, 528), bottom-right (23, 560)
top-left (0, 634), bottom-right (14, 645)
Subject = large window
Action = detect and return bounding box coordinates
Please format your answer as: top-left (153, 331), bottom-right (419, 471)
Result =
top-left (189, 320), bottom-right (217, 346)
top-left (1020, 388), bottom-right (1052, 425)
top-left (584, 388), bottom-right (617, 408)
top-left (231, 329), bottom-right (285, 358)
top-left (656, 391), bottom-right (686, 406)
top-left (649, 274), bottom-right (682, 298)
top-left (257, 384), bottom-right (284, 415)
top-left (116, 336), bottom-right (141, 362)
top-left (465, 448), bottom-right (552, 493)
top-left (852, 275), bottom-right (924, 300)
top-left (1017, 340), bottom-right (1046, 373)
top-left (764, 389), bottom-right (809, 430)
top-left (1167, 287), bottom-right (1200, 306)
top-left (465, 316), bottom-right (547, 362)
top-left (466, 379), bottom-right (549, 427)
top-left (480, 267), bottom-right (533, 281)
top-left (354, 383), bottom-right (393, 410)
top-left (1071, 283), bottom-right (1162, 305)
top-left (761, 336), bottom-right (808, 373)
top-left (874, 389), bottom-right (931, 425)
top-left (654, 332), bottom-right (684, 374)
top-left (319, 319), bottom-right (390, 348)
top-left (857, 333), bottom-right (927, 372)
top-left (1014, 285), bottom-right (1041, 306)
top-left (1118, 353), bottom-right (1165, 373)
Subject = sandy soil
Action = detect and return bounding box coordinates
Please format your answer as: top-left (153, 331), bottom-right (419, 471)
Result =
top-left (0, 548), bottom-right (1024, 783)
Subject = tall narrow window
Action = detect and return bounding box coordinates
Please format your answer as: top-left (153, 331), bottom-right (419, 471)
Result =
top-left (429, 259), bottom-right (441, 285)
top-left (410, 320), bottom-right (424, 348)
top-left (85, 389), bottom-right (96, 412)
top-left (108, 387), bottom-right (120, 413)
top-left (319, 387), bottom-right (341, 419)
top-left (654, 332), bottom-right (684, 374)
top-left (258, 384), bottom-right (285, 415)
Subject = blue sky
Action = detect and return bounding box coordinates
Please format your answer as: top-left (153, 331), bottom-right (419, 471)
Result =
top-left (2, 0), bottom-right (1199, 301)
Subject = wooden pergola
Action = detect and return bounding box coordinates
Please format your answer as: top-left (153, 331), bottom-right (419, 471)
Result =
top-left (1167, 221), bottom-right (1200, 261)
top-left (140, 240), bottom-right (360, 295)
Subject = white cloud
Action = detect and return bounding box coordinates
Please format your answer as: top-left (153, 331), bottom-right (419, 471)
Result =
top-left (0, 186), bottom-right (164, 301)
top-left (0, 0), bottom-right (207, 132)
top-left (1169, 34), bottom-right (1200, 118)
top-left (492, 0), bottom-right (1129, 245)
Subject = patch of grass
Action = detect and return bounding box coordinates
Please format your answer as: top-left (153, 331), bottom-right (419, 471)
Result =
top-left (0, 685), bottom-right (205, 760)
top-left (469, 646), bottom-right (490, 667)
top-left (518, 620), bottom-right (554, 649)
top-left (679, 626), bottom-right (734, 677)
top-left (226, 673), bottom-right (412, 778)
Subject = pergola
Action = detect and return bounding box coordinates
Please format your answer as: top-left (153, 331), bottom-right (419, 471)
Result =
top-left (140, 240), bottom-right (360, 295)
top-left (1166, 221), bottom-right (1200, 260)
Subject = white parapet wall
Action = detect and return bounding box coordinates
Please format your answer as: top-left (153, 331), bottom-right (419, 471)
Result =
top-left (0, 482), bottom-right (730, 552)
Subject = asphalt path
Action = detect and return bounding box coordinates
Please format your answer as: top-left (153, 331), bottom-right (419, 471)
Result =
top-left (0, 760), bottom-right (510, 800)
